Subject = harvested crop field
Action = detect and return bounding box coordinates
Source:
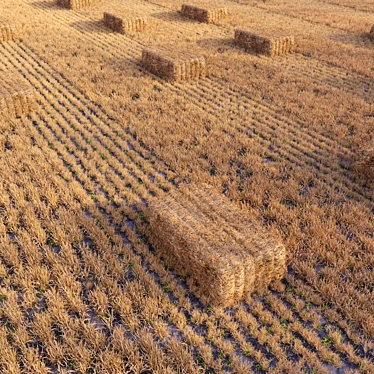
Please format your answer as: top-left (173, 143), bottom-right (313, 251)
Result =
top-left (0, 0), bottom-right (373, 373)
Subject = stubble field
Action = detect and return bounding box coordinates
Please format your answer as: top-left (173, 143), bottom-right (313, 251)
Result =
top-left (0, 0), bottom-right (373, 373)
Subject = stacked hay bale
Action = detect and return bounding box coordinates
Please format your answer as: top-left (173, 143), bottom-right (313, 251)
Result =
top-left (146, 184), bottom-right (287, 307)
top-left (235, 29), bottom-right (295, 57)
top-left (103, 13), bottom-right (148, 34)
top-left (142, 47), bottom-right (206, 83)
top-left (356, 146), bottom-right (374, 180)
top-left (369, 25), bottom-right (374, 40)
top-left (181, 4), bottom-right (228, 24)
top-left (56, 0), bottom-right (97, 10)
top-left (0, 20), bottom-right (18, 43)
top-left (0, 72), bottom-right (36, 118)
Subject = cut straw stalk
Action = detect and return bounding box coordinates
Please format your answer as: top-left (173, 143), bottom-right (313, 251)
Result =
top-left (146, 184), bottom-right (287, 307)
top-left (0, 72), bottom-right (36, 118)
top-left (103, 13), bottom-right (148, 34)
top-left (181, 4), bottom-right (228, 23)
top-left (142, 48), bottom-right (206, 82)
top-left (0, 24), bottom-right (17, 43)
top-left (235, 29), bottom-right (295, 57)
top-left (56, 0), bottom-right (97, 10)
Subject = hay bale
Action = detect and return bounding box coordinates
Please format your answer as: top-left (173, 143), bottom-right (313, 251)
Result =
top-left (0, 72), bottom-right (36, 118)
top-left (103, 13), bottom-right (148, 34)
top-left (369, 25), bottom-right (374, 40)
top-left (235, 29), bottom-right (295, 57)
top-left (142, 48), bottom-right (206, 83)
top-left (146, 184), bottom-right (286, 307)
top-left (181, 4), bottom-right (228, 23)
top-left (56, 0), bottom-right (97, 10)
top-left (356, 147), bottom-right (374, 180)
top-left (0, 22), bottom-right (18, 43)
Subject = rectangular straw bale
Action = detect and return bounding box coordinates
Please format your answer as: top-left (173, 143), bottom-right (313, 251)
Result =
top-left (178, 184), bottom-right (287, 297)
top-left (369, 25), bottom-right (374, 40)
top-left (0, 24), bottom-right (17, 43)
top-left (235, 29), bottom-right (295, 57)
top-left (147, 199), bottom-right (243, 307)
top-left (56, 0), bottom-right (97, 10)
top-left (142, 48), bottom-right (206, 82)
top-left (357, 147), bottom-right (374, 179)
top-left (181, 4), bottom-right (228, 23)
top-left (0, 72), bottom-right (36, 118)
top-left (103, 13), bottom-right (148, 34)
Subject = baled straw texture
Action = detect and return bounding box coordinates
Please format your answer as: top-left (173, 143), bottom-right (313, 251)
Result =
top-left (147, 184), bottom-right (286, 306)
top-left (147, 198), bottom-right (244, 307)
top-left (142, 48), bottom-right (206, 83)
top-left (356, 146), bottom-right (374, 180)
top-left (0, 72), bottom-right (36, 118)
top-left (0, 23), bottom-right (17, 43)
top-left (103, 13), bottom-right (148, 34)
top-left (56, 0), bottom-right (97, 10)
top-left (181, 4), bottom-right (228, 24)
top-left (235, 29), bottom-right (295, 57)
top-left (369, 25), bottom-right (374, 40)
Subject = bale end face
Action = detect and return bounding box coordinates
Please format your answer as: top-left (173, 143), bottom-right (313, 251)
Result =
top-left (103, 13), bottom-right (148, 34)
top-left (142, 48), bottom-right (207, 82)
top-left (235, 29), bottom-right (295, 57)
top-left (0, 24), bottom-right (18, 43)
top-left (181, 4), bottom-right (228, 24)
top-left (56, 0), bottom-right (97, 9)
top-left (0, 73), bottom-right (36, 118)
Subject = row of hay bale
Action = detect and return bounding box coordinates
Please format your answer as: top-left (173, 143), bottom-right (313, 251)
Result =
top-left (146, 184), bottom-right (287, 307)
top-left (0, 20), bottom-right (36, 119)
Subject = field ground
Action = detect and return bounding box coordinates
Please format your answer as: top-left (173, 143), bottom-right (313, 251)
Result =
top-left (0, 0), bottom-right (373, 373)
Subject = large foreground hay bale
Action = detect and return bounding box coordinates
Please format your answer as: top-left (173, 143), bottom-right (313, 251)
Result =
top-left (0, 72), bottom-right (36, 118)
top-left (181, 4), bottom-right (228, 23)
top-left (369, 25), bottom-right (374, 40)
top-left (356, 147), bottom-right (374, 180)
top-left (146, 184), bottom-right (286, 307)
top-left (235, 29), bottom-right (295, 57)
top-left (142, 48), bottom-right (206, 83)
top-left (103, 13), bottom-right (148, 34)
top-left (56, 0), bottom-right (97, 9)
top-left (0, 23), bottom-right (18, 43)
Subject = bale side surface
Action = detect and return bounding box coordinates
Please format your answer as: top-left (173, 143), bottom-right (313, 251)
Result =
top-left (356, 147), bottom-right (374, 180)
top-left (160, 196), bottom-right (248, 302)
top-left (0, 72), bottom-right (36, 118)
top-left (142, 48), bottom-right (206, 82)
top-left (177, 184), bottom-right (287, 295)
top-left (103, 13), bottom-right (147, 33)
top-left (56, 0), bottom-right (96, 9)
top-left (0, 24), bottom-right (17, 43)
top-left (235, 29), bottom-right (294, 57)
top-left (181, 4), bottom-right (228, 23)
top-left (147, 199), bottom-right (242, 307)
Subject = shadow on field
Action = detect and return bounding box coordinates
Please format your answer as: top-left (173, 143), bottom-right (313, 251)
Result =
top-left (69, 20), bottom-right (111, 34)
top-left (151, 11), bottom-right (201, 24)
top-left (328, 32), bottom-right (374, 49)
top-left (29, 0), bottom-right (60, 10)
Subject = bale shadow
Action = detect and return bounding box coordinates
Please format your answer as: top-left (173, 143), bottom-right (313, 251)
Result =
top-left (150, 11), bottom-right (200, 24)
top-left (29, 0), bottom-right (60, 10)
top-left (69, 20), bottom-right (112, 34)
